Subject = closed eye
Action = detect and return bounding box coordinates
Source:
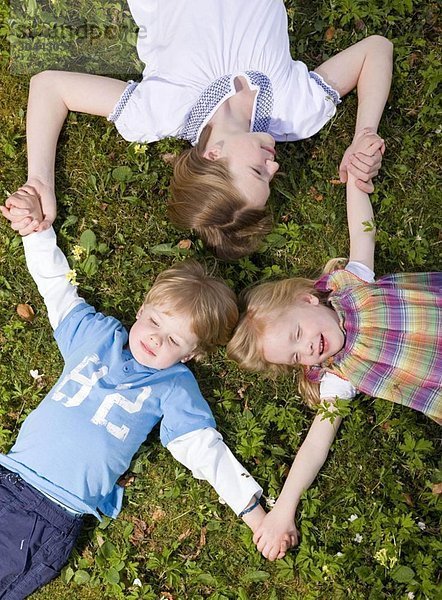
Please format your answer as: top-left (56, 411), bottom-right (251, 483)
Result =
top-left (252, 167), bottom-right (261, 176)
top-left (169, 337), bottom-right (179, 347)
top-left (150, 318), bottom-right (159, 327)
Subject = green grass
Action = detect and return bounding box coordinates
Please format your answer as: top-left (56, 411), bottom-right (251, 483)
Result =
top-left (0, 1), bottom-right (441, 599)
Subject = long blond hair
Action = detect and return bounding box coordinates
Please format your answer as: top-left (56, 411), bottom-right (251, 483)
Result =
top-left (227, 258), bottom-right (347, 406)
top-left (169, 125), bottom-right (273, 260)
top-left (145, 259), bottom-right (238, 360)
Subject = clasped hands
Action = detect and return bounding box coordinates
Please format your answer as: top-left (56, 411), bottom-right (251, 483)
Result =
top-left (252, 506), bottom-right (299, 562)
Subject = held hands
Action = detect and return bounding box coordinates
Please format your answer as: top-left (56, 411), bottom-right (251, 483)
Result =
top-left (252, 506), bottom-right (299, 562)
top-left (0, 185), bottom-right (44, 236)
top-left (2, 178), bottom-right (56, 234)
top-left (339, 128), bottom-right (385, 193)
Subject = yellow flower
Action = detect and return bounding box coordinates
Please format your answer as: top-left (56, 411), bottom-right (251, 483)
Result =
top-left (72, 245), bottom-right (85, 261)
top-left (374, 548), bottom-right (388, 567)
top-left (66, 269), bottom-right (78, 286)
top-left (134, 143), bottom-right (147, 154)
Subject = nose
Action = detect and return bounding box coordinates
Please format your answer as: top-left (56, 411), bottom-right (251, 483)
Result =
top-left (266, 159), bottom-right (279, 179)
top-left (150, 333), bottom-right (162, 348)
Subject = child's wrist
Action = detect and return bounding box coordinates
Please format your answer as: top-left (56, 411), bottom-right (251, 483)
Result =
top-left (242, 504), bottom-right (266, 532)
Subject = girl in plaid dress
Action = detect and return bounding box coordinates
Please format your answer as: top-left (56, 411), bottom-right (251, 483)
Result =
top-left (227, 130), bottom-right (441, 561)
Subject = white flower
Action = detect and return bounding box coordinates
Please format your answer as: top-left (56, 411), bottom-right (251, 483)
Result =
top-left (354, 534), bottom-right (363, 543)
top-left (133, 578), bottom-right (142, 587)
top-left (266, 496), bottom-right (276, 508)
top-left (348, 514), bottom-right (358, 522)
top-left (335, 552), bottom-right (343, 557)
top-left (30, 369), bottom-right (43, 380)
top-left (407, 593), bottom-right (415, 599)
top-left (218, 497), bottom-right (226, 505)
top-left (417, 521), bottom-right (426, 530)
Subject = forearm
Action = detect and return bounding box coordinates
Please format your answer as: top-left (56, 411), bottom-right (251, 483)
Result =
top-left (273, 413), bottom-right (342, 517)
top-left (26, 71), bottom-right (127, 187)
top-left (23, 228), bottom-right (84, 329)
top-left (353, 37), bottom-right (393, 134)
top-left (167, 428), bottom-right (263, 517)
top-left (347, 174), bottom-right (375, 269)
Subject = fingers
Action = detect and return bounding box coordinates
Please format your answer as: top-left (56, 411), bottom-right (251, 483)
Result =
top-left (18, 219), bottom-right (40, 237)
top-left (355, 178), bottom-right (375, 194)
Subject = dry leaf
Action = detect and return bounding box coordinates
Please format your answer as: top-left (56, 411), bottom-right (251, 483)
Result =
top-left (199, 526), bottom-right (207, 548)
top-left (178, 528), bottom-right (192, 541)
top-left (354, 19), bottom-right (365, 32)
top-left (325, 26), bottom-right (335, 41)
top-left (151, 508), bottom-right (166, 522)
top-left (161, 152), bottom-right (176, 164)
top-left (16, 303), bottom-right (35, 322)
top-left (117, 473), bottom-right (135, 487)
top-left (329, 178), bottom-right (343, 185)
top-left (402, 493), bottom-right (414, 507)
top-left (309, 186), bottom-right (324, 202)
top-left (178, 239), bottom-right (192, 250)
top-left (431, 482), bottom-right (442, 495)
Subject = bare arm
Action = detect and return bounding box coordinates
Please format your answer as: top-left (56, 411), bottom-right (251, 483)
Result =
top-left (347, 177), bottom-right (375, 270)
top-left (253, 404), bottom-right (342, 561)
top-left (315, 35), bottom-right (393, 191)
top-left (6, 71), bottom-right (127, 231)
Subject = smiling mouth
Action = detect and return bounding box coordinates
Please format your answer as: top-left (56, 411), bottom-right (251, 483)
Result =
top-left (262, 145), bottom-right (276, 157)
top-left (319, 334), bottom-right (325, 356)
top-left (141, 341), bottom-right (156, 356)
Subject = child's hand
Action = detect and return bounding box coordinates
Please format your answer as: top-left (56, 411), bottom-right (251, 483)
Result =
top-left (339, 128), bottom-right (385, 193)
top-left (2, 179), bottom-right (56, 233)
top-left (1, 186), bottom-right (43, 236)
top-left (252, 507), bottom-right (299, 561)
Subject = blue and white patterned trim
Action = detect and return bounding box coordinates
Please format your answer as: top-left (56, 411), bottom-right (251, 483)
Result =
top-left (179, 71), bottom-right (274, 146)
top-left (246, 71), bottom-right (273, 133)
top-left (309, 71), bottom-right (341, 106)
top-left (108, 80), bottom-right (139, 123)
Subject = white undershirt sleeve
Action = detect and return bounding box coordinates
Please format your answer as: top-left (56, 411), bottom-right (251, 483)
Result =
top-left (22, 228), bottom-right (85, 330)
top-left (320, 372), bottom-right (357, 400)
top-left (167, 427), bottom-right (263, 516)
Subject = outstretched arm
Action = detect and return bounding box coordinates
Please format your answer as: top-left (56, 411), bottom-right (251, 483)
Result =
top-left (253, 403), bottom-right (342, 561)
top-left (346, 133), bottom-right (378, 271)
top-left (5, 71), bottom-right (127, 232)
top-left (1, 188), bottom-right (84, 329)
top-left (315, 35), bottom-right (393, 192)
top-left (167, 428), bottom-right (270, 536)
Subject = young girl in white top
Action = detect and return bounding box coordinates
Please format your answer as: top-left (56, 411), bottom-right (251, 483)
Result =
top-left (227, 130), bottom-right (441, 560)
top-left (5, 0), bottom-right (392, 258)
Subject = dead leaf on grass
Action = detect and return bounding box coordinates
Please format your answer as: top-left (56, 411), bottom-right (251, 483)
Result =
top-left (16, 303), bottom-right (35, 322)
top-left (161, 153), bottom-right (176, 164)
top-left (178, 239), bottom-right (192, 250)
top-left (431, 482), bottom-right (442, 495)
top-left (325, 26), bottom-right (335, 41)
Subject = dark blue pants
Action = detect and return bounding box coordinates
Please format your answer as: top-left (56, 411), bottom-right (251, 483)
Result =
top-left (0, 466), bottom-right (83, 599)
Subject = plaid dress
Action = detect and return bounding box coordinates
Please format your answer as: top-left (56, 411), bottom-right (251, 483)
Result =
top-left (306, 270), bottom-right (442, 424)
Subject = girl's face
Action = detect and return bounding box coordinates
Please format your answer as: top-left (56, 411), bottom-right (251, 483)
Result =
top-left (204, 132), bottom-right (279, 208)
top-left (261, 294), bottom-right (345, 367)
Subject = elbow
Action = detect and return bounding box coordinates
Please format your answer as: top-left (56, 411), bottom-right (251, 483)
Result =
top-left (30, 70), bottom-right (62, 94)
top-left (366, 35), bottom-right (393, 56)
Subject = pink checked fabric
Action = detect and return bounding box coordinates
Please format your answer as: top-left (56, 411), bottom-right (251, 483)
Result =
top-left (306, 270), bottom-right (442, 424)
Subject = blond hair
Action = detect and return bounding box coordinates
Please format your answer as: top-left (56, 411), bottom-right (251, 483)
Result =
top-left (227, 259), bottom-right (347, 407)
top-left (169, 125), bottom-right (273, 260)
top-left (145, 259), bottom-right (238, 361)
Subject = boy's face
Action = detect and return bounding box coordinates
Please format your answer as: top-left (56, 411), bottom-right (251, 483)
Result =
top-left (260, 294), bottom-right (345, 367)
top-left (129, 302), bottom-right (199, 370)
